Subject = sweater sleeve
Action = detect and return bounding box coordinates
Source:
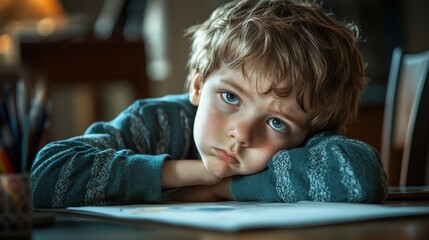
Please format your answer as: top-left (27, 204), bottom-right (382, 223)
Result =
top-left (231, 133), bottom-right (388, 203)
top-left (30, 94), bottom-right (196, 208)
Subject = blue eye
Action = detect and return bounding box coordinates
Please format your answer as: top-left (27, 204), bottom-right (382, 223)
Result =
top-left (267, 118), bottom-right (288, 132)
top-left (221, 92), bottom-right (240, 106)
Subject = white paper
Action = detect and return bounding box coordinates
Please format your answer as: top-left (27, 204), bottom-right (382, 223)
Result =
top-left (67, 201), bottom-right (429, 232)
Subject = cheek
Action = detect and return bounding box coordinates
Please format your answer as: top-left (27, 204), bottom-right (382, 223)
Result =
top-left (193, 100), bottom-right (223, 145)
top-left (260, 146), bottom-right (279, 164)
top-left (257, 136), bottom-right (290, 161)
top-left (244, 145), bottom-right (279, 173)
top-left (245, 133), bottom-right (305, 172)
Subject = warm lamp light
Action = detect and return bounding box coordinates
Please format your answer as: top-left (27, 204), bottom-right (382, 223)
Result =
top-left (0, 0), bottom-right (65, 26)
top-left (0, 34), bottom-right (12, 54)
top-left (0, 0), bottom-right (67, 66)
top-left (0, 0), bottom-right (67, 39)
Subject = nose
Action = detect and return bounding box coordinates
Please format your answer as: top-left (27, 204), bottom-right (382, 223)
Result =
top-left (228, 119), bottom-right (256, 147)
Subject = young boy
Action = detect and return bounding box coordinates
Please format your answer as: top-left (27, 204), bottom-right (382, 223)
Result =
top-left (30, 0), bottom-right (387, 208)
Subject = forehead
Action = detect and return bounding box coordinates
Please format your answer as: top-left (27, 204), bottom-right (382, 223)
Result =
top-left (239, 63), bottom-right (292, 97)
top-left (242, 62), bottom-right (313, 112)
top-left (213, 65), bottom-right (297, 105)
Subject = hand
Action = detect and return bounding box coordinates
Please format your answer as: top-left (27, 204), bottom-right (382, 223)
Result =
top-left (162, 160), bottom-right (222, 189)
top-left (166, 178), bottom-right (232, 202)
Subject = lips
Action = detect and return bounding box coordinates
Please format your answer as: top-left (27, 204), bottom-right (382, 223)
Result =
top-left (215, 148), bottom-right (239, 164)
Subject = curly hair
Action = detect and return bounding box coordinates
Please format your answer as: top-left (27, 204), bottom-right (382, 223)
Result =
top-left (185, 0), bottom-right (366, 135)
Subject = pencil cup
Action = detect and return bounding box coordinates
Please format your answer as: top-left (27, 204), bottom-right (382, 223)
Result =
top-left (0, 174), bottom-right (33, 238)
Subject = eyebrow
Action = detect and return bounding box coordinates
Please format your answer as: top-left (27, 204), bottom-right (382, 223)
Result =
top-left (220, 79), bottom-right (247, 96)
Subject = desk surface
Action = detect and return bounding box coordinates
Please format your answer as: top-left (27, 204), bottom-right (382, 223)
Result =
top-left (32, 203), bottom-right (429, 240)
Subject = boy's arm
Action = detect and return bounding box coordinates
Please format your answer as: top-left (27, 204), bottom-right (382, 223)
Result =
top-left (31, 139), bottom-right (219, 208)
top-left (30, 94), bottom-right (202, 208)
top-left (162, 160), bottom-right (222, 188)
top-left (230, 133), bottom-right (389, 203)
top-left (31, 136), bottom-right (169, 208)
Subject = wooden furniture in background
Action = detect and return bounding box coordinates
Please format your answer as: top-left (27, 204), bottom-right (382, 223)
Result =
top-left (381, 47), bottom-right (429, 186)
top-left (20, 37), bottom-right (149, 117)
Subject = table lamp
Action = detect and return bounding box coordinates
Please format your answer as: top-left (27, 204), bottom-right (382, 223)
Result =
top-left (0, 0), bottom-right (66, 66)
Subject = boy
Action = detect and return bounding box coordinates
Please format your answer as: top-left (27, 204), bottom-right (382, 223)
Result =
top-left (30, 0), bottom-right (387, 208)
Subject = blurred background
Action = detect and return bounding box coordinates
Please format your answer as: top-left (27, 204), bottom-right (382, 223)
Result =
top-left (0, 0), bottom-right (428, 153)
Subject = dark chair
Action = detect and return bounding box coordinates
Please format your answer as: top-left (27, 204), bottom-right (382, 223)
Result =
top-left (381, 47), bottom-right (429, 186)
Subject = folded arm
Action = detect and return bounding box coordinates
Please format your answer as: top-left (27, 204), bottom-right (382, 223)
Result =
top-left (31, 95), bottom-right (204, 208)
top-left (231, 133), bottom-right (388, 203)
top-left (169, 133), bottom-right (388, 203)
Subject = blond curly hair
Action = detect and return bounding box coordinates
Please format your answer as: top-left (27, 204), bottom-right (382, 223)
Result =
top-left (186, 0), bottom-right (366, 136)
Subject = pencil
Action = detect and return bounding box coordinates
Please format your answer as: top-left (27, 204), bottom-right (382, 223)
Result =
top-left (0, 151), bottom-right (7, 173)
top-left (16, 79), bottom-right (30, 172)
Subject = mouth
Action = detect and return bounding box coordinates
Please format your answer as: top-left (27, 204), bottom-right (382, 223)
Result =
top-left (214, 148), bottom-right (239, 164)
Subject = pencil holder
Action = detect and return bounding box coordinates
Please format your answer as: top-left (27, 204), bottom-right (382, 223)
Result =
top-left (0, 173), bottom-right (33, 238)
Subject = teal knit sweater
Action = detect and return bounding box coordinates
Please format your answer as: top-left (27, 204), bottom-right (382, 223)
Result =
top-left (30, 94), bottom-right (387, 208)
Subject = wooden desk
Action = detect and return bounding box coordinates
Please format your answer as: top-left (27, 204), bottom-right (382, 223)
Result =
top-left (32, 203), bottom-right (429, 240)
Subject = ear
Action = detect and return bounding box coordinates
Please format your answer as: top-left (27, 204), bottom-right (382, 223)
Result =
top-left (189, 74), bottom-right (203, 106)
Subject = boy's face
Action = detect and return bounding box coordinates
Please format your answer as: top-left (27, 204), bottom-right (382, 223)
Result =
top-left (189, 65), bottom-right (312, 178)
